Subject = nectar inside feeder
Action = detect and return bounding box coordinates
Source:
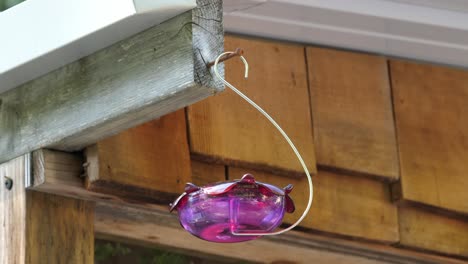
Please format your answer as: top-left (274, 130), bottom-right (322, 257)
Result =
top-left (170, 50), bottom-right (314, 243)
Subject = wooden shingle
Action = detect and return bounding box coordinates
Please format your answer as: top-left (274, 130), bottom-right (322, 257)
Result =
top-left (391, 60), bottom-right (468, 214)
top-left (188, 35), bottom-right (317, 175)
top-left (191, 160), bottom-right (225, 186)
top-left (229, 167), bottom-right (399, 242)
top-left (307, 47), bottom-right (399, 179)
top-left (399, 206), bottom-right (468, 258)
top-left (85, 109), bottom-right (191, 199)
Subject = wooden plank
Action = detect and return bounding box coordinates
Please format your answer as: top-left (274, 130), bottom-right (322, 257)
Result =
top-left (30, 150), bottom-right (219, 209)
top-left (191, 160), bottom-right (225, 186)
top-left (307, 47), bottom-right (399, 179)
top-left (95, 202), bottom-right (467, 264)
top-left (0, 154), bottom-right (95, 264)
top-left (188, 35), bottom-right (317, 176)
top-left (399, 206), bottom-right (468, 258)
top-left (25, 192), bottom-right (94, 264)
top-left (0, 0), bottom-right (223, 164)
top-left (391, 60), bottom-right (468, 214)
top-left (85, 110), bottom-right (191, 202)
top-left (229, 167), bottom-right (399, 243)
top-left (30, 148), bottom-right (174, 210)
top-left (0, 155), bottom-right (28, 264)
top-left (26, 148), bottom-right (468, 263)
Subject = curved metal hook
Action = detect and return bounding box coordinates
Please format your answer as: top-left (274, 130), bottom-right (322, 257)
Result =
top-left (211, 50), bottom-right (314, 237)
top-left (213, 51), bottom-right (249, 84)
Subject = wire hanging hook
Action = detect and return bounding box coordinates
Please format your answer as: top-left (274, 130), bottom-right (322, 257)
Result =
top-left (212, 51), bottom-right (314, 236)
top-left (207, 48), bottom-right (245, 69)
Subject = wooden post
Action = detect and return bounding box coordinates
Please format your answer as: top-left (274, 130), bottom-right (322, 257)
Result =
top-left (0, 155), bottom-right (95, 264)
top-left (0, 155), bottom-right (27, 263)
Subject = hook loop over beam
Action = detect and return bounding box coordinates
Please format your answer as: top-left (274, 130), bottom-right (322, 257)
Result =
top-left (207, 48), bottom-right (244, 68)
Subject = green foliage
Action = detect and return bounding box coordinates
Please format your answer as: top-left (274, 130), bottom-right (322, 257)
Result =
top-left (95, 240), bottom-right (253, 264)
top-left (0, 0), bottom-right (25, 11)
top-left (95, 240), bottom-right (190, 264)
top-left (95, 242), bottom-right (131, 262)
top-left (138, 249), bottom-right (188, 264)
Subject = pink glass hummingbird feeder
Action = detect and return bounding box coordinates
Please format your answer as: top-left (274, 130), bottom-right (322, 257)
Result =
top-left (170, 50), bottom-right (314, 243)
top-left (170, 174), bottom-right (295, 243)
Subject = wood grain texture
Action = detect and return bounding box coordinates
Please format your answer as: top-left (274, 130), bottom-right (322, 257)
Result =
top-left (1, 154), bottom-right (94, 264)
top-left (307, 47), bottom-right (399, 179)
top-left (31, 149), bottom-right (83, 190)
top-left (0, 0), bottom-right (223, 164)
top-left (28, 149), bottom-right (468, 262)
top-left (229, 167), bottom-right (399, 242)
top-left (188, 35), bottom-right (317, 175)
top-left (0, 155), bottom-right (28, 264)
top-left (95, 202), bottom-right (466, 264)
top-left (26, 192), bottom-right (94, 264)
top-left (391, 60), bottom-right (468, 214)
top-left (31, 149), bottom-right (178, 211)
top-left (86, 110), bottom-right (191, 202)
top-left (399, 206), bottom-right (468, 258)
top-left (191, 160), bottom-right (225, 186)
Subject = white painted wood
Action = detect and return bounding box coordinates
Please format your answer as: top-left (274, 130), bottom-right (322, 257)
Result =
top-left (222, 0), bottom-right (265, 12)
top-left (223, 0), bottom-right (468, 68)
top-left (0, 0), bottom-right (196, 93)
top-left (387, 0), bottom-right (468, 13)
top-left (0, 0), bottom-right (223, 164)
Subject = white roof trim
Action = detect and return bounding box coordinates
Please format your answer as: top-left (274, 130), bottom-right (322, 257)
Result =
top-left (0, 0), bottom-right (196, 93)
top-left (224, 0), bottom-right (468, 68)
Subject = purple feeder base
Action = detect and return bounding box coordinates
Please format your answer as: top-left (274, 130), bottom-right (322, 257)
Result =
top-left (170, 174), bottom-right (295, 243)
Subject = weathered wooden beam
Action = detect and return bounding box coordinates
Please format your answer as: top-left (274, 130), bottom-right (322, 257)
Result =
top-left (94, 202), bottom-right (467, 264)
top-left (0, 155), bottom-right (95, 264)
top-left (0, 0), bottom-right (223, 164)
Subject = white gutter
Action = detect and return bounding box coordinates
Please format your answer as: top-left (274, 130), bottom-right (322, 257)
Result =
top-left (224, 0), bottom-right (468, 68)
top-left (0, 0), bottom-right (196, 93)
